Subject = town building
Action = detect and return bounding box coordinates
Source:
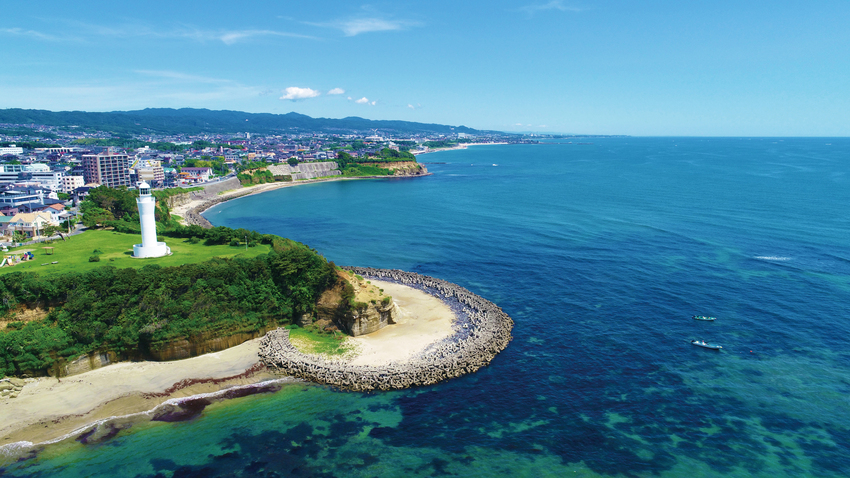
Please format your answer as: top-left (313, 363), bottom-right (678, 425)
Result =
top-left (82, 152), bottom-right (131, 188)
top-left (8, 211), bottom-right (55, 238)
top-left (179, 167), bottom-right (213, 182)
top-left (61, 175), bottom-right (85, 194)
top-left (0, 145), bottom-right (24, 156)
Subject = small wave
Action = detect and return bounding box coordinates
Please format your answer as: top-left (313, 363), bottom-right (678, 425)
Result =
top-left (0, 378), bottom-right (299, 460)
top-left (754, 256), bottom-right (791, 261)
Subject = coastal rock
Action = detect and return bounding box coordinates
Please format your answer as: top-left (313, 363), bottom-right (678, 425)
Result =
top-left (296, 313), bottom-right (314, 328)
top-left (335, 299), bottom-right (397, 336)
top-left (317, 272), bottom-right (398, 336)
top-left (63, 352), bottom-right (114, 377)
top-left (359, 161), bottom-right (428, 176)
top-left (0, 377), bottom-right (25, 399)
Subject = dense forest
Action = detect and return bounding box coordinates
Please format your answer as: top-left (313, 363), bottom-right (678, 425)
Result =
top-left (0, 227), bottom-right (339, 377)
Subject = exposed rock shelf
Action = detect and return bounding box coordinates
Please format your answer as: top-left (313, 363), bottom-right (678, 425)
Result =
top-left (259, 268), bottom-right (514, 391)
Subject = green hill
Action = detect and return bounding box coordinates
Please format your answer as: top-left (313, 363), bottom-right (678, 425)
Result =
top-left (0, 107), bottom-right (485, 136)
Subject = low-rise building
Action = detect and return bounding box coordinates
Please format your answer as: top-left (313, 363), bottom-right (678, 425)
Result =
top-left (8, 211), bottom-right (56, 238)
top-left (180, 167), bottom-right (213, 182)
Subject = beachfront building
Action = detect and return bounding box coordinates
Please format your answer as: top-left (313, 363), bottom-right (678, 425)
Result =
top-left (82, 152), bottom-right (131, 188)
top-left (132, 181), bottom-right (170, 258)
top-left (179, 167), bottom-right (213, 182)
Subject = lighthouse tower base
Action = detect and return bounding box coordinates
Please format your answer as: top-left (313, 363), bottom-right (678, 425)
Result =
top-left (133, 242), bottom-right (171, 258)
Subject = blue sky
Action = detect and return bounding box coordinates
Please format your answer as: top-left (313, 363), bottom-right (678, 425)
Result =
top-left (1, 1), bottom-right (848, 136)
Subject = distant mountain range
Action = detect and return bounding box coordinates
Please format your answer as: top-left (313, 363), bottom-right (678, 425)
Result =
top-left (0, 108), bottom-right (486, 136)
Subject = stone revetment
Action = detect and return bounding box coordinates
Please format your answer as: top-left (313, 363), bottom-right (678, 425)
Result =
top-left (259, 268), bottom-right (514, 391)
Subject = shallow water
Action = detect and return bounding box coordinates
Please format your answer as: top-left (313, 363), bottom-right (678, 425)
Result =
top-left (5, 137), bottom-right (850, 477)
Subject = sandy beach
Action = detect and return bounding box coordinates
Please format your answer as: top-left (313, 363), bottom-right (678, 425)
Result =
top-left (0, 338), bottom-right (273, 446)
top-left (413, 142), bottom-right (509, 156)
top-left (346, 280), bottom-right (455, 366)
top-left (0, 281), bottom-right (455, 447)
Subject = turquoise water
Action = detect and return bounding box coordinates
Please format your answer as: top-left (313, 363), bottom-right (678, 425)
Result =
top-left (4, 137), bottom-right (850, 477)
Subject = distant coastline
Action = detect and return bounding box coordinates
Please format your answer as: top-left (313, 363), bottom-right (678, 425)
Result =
top-left (412, 142), bottom-right (509, 156)
top-left (176, 170), bottom-right (431, 228)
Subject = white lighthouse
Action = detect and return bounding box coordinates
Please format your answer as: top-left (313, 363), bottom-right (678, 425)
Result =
top-left (132, 182), bottom-right (171, 258)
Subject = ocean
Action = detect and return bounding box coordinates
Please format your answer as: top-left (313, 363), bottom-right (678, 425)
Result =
top-left (4, 137), bottom-right (850, 477)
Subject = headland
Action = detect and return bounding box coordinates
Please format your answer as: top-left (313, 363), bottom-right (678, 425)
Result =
top-left (0, 273), bottom-right (502, 448)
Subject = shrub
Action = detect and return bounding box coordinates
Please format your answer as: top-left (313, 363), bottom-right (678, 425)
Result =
top-left (188, 236), bottom-right (200, 244)
top-left (229, 239), bottom-right (240, 247)
top-left (88, 255), bottom-right (100, 262)
top-left (92, 248), bottom-right (104, 255)
top-left (381, 297), bottom-right (392, 305)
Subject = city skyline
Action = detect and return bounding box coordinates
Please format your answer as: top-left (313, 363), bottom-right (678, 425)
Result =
top-left (2, 1), bottom-right (849, 136)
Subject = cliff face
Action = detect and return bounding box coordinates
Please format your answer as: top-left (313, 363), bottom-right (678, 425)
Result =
top-left (52, 329), bottom-right (271, 377)
top-left (316, 273), bottom-right (398, 336)
top-left (359, 161), bottom-right (428, 176)
top-left (335, 300), bottom-right (398, 336)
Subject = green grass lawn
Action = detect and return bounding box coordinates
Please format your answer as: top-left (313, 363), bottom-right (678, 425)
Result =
top-left (288, 325), bottom-right (352, 356)
top-left (1, 229), bottom-right (273, 277)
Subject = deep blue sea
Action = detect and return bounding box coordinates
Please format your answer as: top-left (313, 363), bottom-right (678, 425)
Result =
top-left (4, 137), bottom-right (850, 477)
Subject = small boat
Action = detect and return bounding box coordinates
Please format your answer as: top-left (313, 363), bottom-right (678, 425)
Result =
top-left (691, 340), bottom-right (722, 350)
top-left (693, 315), bottom-right (717, 321)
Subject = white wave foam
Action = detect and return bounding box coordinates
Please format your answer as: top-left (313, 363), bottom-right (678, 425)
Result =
top-left (754, 256), bottom-right (791, 261)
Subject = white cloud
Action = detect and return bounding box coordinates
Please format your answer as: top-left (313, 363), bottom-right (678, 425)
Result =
top-left (0, 27), bottom-right (67, 41)
top-left (371, 101), bottom-right (376, 106)
top-left (355, 97), bottom-right (369, 104)
top-left (39, 20), bottom-right (315, 45)
top-left (280, 87), bottom-right (321, 100)
top-left (515, 123), bottom-right (524, 126)
top-left (408, 104), bottom-right (415, 109)
top-left (218, 29), bottom-right (312, 45)
top-left (307, 17), bottom-right (418, 37)
top-left (328, 87), bottom-right (345, 95)
top-left (347, 96), bottom-right (353, 100)
top-left (520, 1), bottom-right (583, 15)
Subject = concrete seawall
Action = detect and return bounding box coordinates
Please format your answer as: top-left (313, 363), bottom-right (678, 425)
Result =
top-left (259, 268), bottom-right (514, 391)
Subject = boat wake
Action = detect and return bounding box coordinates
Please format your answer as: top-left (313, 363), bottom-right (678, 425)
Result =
top-left (754, 256), bottom-right (791, 261)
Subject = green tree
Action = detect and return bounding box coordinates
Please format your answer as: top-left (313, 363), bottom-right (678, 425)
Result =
top-left (287, 157), bottom-right (299, 167)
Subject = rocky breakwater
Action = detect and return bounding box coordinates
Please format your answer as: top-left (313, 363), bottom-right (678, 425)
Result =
top-left (259, 268), bottom-right (514, 391)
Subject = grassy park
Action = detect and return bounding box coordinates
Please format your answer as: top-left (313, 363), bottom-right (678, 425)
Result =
top-left (0, 229), bottom-right (273, 277)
